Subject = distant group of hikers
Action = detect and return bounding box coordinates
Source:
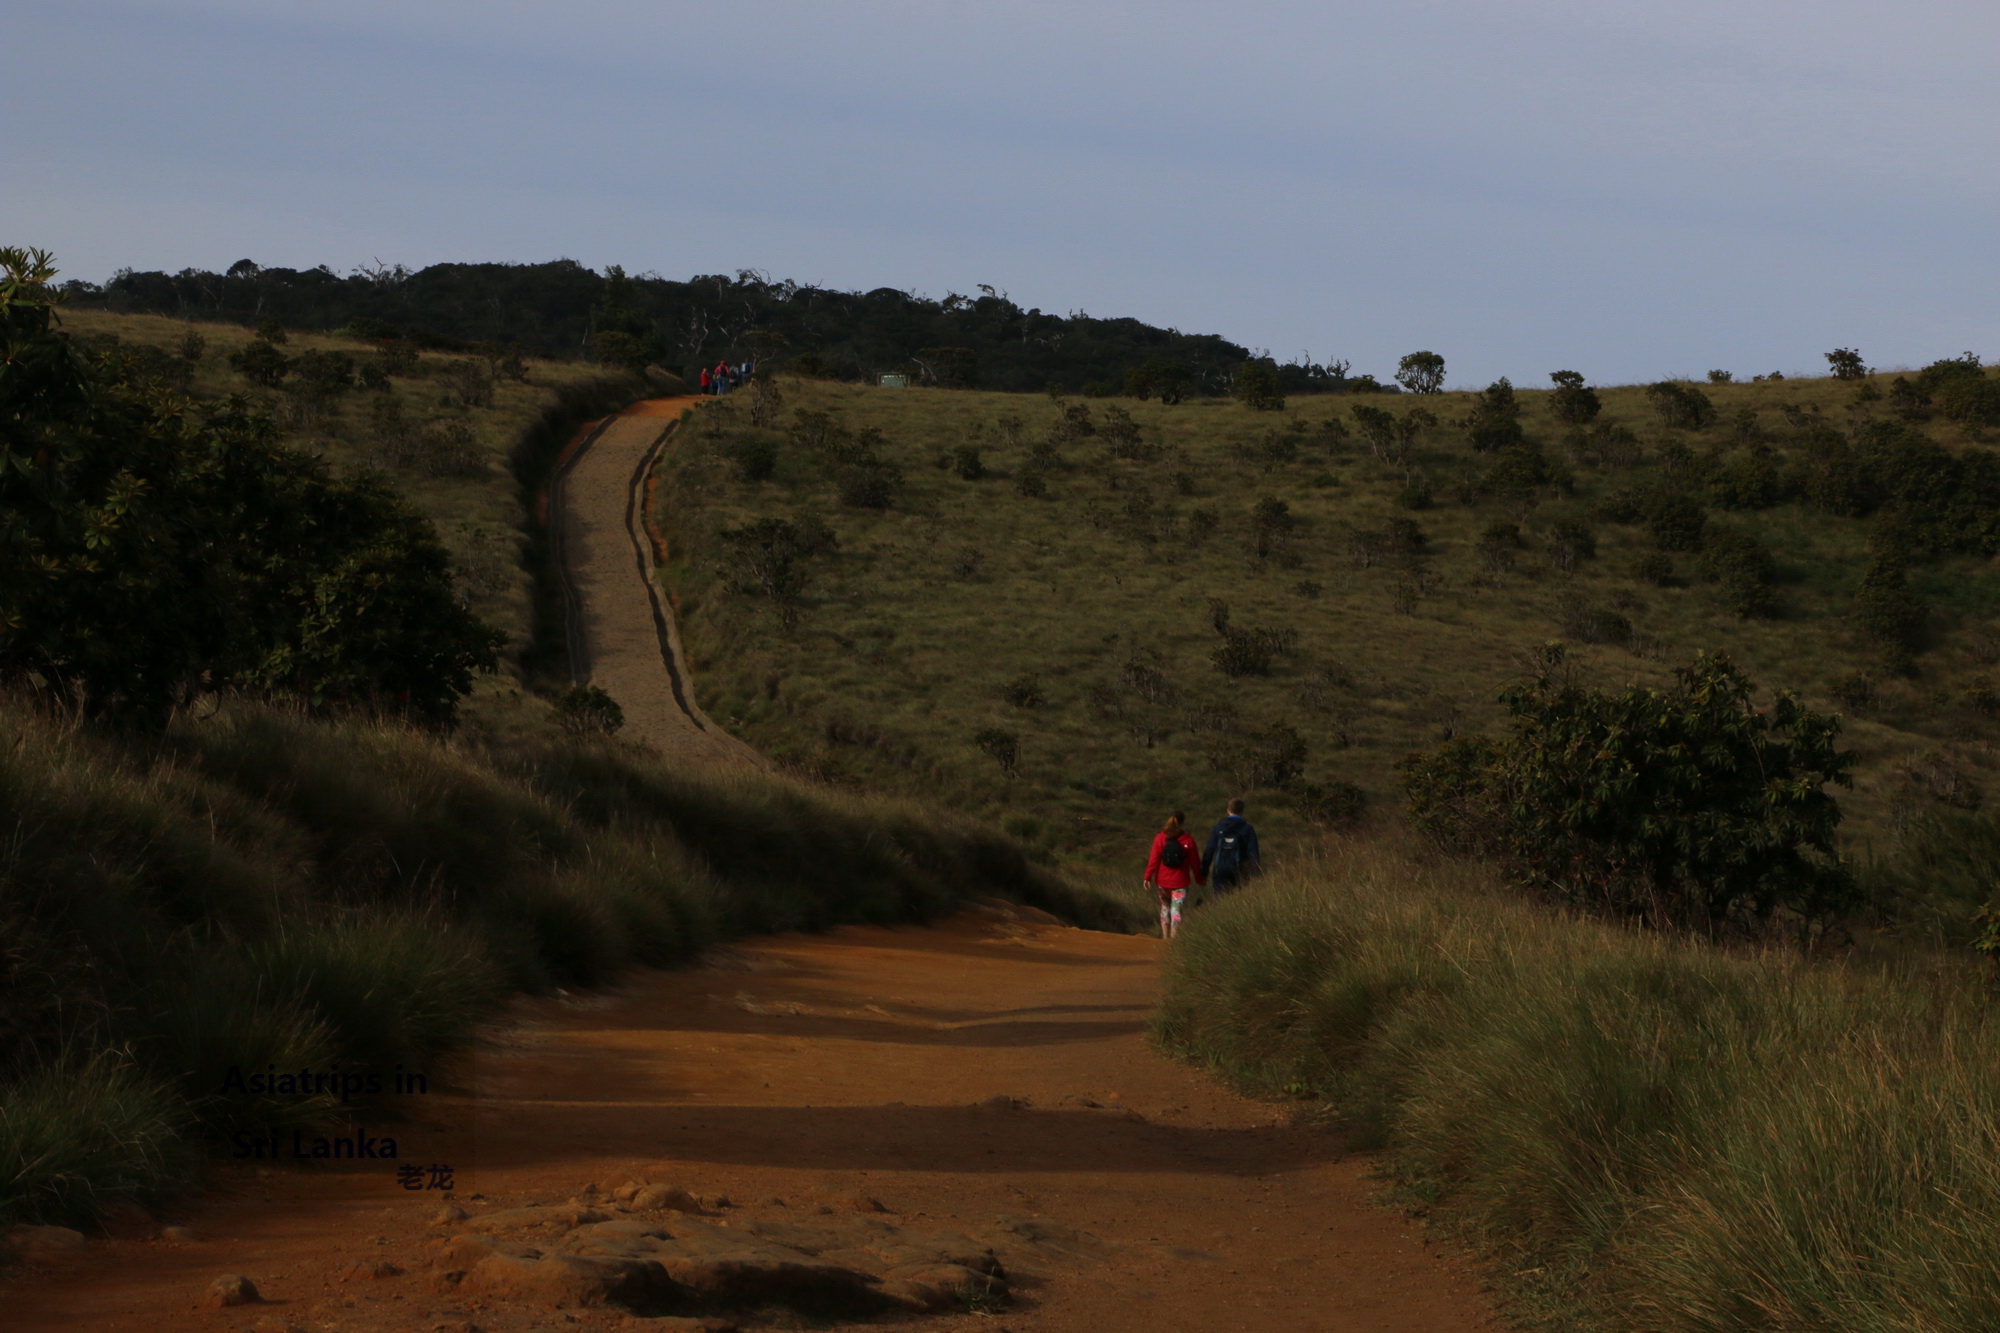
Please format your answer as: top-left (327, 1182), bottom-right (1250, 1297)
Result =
top-left (1143, 799), bottom-right (1261, 939)
top-left (698, 360), bottom-right (755, 396)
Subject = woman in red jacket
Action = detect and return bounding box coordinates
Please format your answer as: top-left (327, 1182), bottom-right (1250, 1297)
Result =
top-left (1144, 811), bottom-right (1206, 940)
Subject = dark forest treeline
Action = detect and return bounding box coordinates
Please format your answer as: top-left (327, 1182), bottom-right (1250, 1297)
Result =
top-left (64, 259), bottom-right (1362, 395)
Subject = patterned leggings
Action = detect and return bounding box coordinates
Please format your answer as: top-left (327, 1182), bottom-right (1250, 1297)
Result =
top-left (1158, 887), bottom-right (1186, 937)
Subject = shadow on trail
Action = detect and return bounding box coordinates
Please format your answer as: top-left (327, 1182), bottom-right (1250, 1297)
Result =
top-left (472, 1100), bottom-right (1335, 1179)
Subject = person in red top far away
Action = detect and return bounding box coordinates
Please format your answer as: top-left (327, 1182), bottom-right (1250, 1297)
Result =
top-left (1144, 810), bottom-right (1206, 940)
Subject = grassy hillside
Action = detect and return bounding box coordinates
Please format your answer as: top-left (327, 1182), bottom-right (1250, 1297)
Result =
top-left (660, 368), bottom-right (2000, 870)
top-left (0, 698), bottom-right (1127, 1233)
top-left (1156, 842), bottom-right (2000, 1332)
top-left (54, 308), bottom-right (640, 711)
top-left (2, 306), bottom-right (1135, 1236)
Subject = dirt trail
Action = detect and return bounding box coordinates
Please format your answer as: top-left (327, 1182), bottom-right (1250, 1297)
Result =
top-left (6, 908), bottom-right (1495, 1332)
top-left (549, 396), bottom-right (764, 768)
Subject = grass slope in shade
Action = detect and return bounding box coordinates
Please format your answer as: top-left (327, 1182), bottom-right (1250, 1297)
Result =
top-left (0, 699), bottom-right (1132, 1232)
top-left (1155, 844), bottom-right (2000, 1332)
top-left (53, 308), bottom-right (641, 695)
top-left (662, 373), bottom-right (2000, 869)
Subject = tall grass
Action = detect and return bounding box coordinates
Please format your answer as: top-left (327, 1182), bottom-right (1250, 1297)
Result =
top-left (0, 698), bottom-right (1137, 1231)
top-left (1157, 841), bottom-right (2000, 1331)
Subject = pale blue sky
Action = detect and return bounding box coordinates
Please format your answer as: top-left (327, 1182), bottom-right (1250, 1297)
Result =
top-left (7, 0), bottom-right (1997, 384)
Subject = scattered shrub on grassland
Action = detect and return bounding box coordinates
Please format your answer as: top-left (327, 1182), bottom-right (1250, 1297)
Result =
top-left (1645, 379), bottom-right (1717, 430)
top-left (1156, 844), bottom-right (2000, 1333)
top-left (1401, 649), bottom-right (1854, 934)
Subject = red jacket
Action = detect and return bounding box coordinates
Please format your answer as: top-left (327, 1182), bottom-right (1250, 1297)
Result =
top-left (1145, 831), bottom-right (1205, 890)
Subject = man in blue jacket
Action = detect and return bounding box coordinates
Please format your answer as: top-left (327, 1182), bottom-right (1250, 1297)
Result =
top-left (1203, 798), bottom-right (1262, 896)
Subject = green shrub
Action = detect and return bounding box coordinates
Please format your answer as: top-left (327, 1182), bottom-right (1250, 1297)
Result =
top-left (1547, 370), bottom-right (1601, 425)
top-left (1249, 496), bottom-right (1296, 560)
top-left (728, 437), bottom-right (779, 482)
top-left (1699, 527), bottom-right (1779, 618)
top-left (1937, 374), bottom-right (2000, 427)
top-left (1888, 375), bottom-right (1931, 420)
top-left (1100, 406), bottom-right (1151, 459)
top-left (1212, 628), bottom-right (1273, 678)
top-left (1465, 378), bottom-right (1524, 453)
top-left (1643, 487), bottom-right (1708, 551)
top-left (1705, 445), bottom-right (1784, 509)
top-left (1395, 350), bottom-right (1446, 395)
top-left (554, 685), bottom-right (625, 737)
top-left (1292, 779), bottom-right (1366, 827)
top-left (720, 516), bottom-right (838, 625)
top-left (1852, 553), bottom-right (1926, 672)
top-left (228, 337), bottom-right (290, 387)
top-left (1402, 650), bottom-right (1853, 931)
top-left (949, 445), bottom-right (985, 480)
top-left (973, 727), bottom-right (1020, 776)
top-left (1632, 551), bottom-right (1677, 586)
top-left (1231, 360), bottom-right (1285, 411)
top-left (1475, 520), bottom-right (1522, 572)
top-left (1645, 380), bottom-right (1717, 430)
top-left (1545, 518), bottom-right (1596, 572)
top-left (1001, 673), bottom-right (1045, 708)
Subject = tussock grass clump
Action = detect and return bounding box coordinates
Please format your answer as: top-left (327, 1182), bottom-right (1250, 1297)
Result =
top-left (0, 1056), bottom-right (194, 1230)
top-left (0, 697), bottom-right (1132, 1232)
top-left (1157, 842), bottom-right (2000, 1331)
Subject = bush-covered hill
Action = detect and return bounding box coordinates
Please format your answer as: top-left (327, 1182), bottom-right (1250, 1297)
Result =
top-left (66, 259), bottom-right (1325, 395)
top-left (657, 362), bottom-right (2000, 904)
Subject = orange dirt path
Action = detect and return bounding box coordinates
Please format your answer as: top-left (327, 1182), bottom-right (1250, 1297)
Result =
top-left (6, 909), bottom-right (1495, 1332)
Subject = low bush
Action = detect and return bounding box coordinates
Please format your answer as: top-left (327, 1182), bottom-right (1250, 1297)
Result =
top-left (1545, 518), bottom-right (1595, 572)
top-left (1699, 527), bottom-right (1779, 618)
top-left (728, 437), bottom-right (780, 483)
top-left (1645, 380), bottom-right (1718, 430)
top-left (1632, 551), bottom-right (1677, 586)
top-left (1547, 370), bottom-right (1600, 425)
top-left (1291, 779), bottom-right (1366, 828)
top-left (1402, 650), bottom-right (1853, 932)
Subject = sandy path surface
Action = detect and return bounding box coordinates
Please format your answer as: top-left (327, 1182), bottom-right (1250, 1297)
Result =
top-left (5, 908), bottom-right (1495, 1332)
top-left (550, 396), bottom-right (764, 768)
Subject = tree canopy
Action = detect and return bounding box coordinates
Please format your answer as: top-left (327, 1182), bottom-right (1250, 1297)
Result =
top-left (69, 260), bottom-right (1382, 397)
top-left (1, 247), bottom-right (500, 724)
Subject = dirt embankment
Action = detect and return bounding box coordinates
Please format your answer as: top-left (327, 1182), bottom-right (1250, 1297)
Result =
top-left (5, 906), bottom-right (1495, 1331)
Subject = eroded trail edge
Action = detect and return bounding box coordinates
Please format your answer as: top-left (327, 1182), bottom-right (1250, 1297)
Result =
top-left (7, 906), bottom-right (1495, 1332)
top-left (550, 396), bottom-right (764, 768)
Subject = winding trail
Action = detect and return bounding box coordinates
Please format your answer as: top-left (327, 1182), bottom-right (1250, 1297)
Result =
top-left (2, 394), bottom-right (1499, 1330)
top-left (4, 908), bottom-right (1496, 1331)
top-left (549, 396), bottom-right (764, 768)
